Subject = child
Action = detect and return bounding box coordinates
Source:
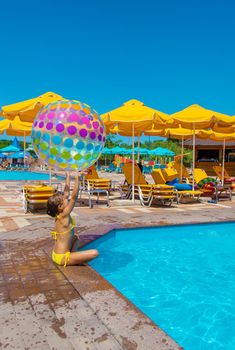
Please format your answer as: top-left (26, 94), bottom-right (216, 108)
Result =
top-left (47, 171), bottom-right (98, 267)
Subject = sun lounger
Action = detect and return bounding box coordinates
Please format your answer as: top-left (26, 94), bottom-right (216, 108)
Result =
top-left (122, 163), bottom-right (176, 207)
top-left (151, 169), bottom-right (166, 185)
top-left (84, 164), bottom-right (112, 191)
top-left (84, 179), bottom-right (111, 208)
top-left (173, 161), bottom-right (192, 183)
top-left (213, 166), bottom-right (235, 191)
top-left (23, 184), bottom-right (55, 213)
top-left (152, 169), bottom-right (202, 203)
top-left (135, 184), bottom-right (177, 207)
top-left (194, 168), bottom-right (232, 202)
top-left (162, 168), bottom-right (178, 182)
top-left (85, 165), bottom-right (99, 179)
top-left (78, 165), bottom-right (111, 208)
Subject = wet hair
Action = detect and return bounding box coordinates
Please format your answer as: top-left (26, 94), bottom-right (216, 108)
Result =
top-left (47, 193), bottom-right (62, 217)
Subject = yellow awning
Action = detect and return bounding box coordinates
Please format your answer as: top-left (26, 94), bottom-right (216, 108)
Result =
top-left (1, 91), bottom-right (63, 122)
top-left (101, 99), bottom-right (169, 135)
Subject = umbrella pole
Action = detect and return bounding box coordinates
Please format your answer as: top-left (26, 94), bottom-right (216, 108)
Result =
top-left (192, 124), bottom-right (195, 189)
top-left (24, 131), bottom-right (26, 167)
top-left (49, 167), bottom-right (52, 185)
top-left (222, 138), bottom-right (225, 186)
top-left (180, 136), bottom-right (184, 182)
top-left (137, 134), bottom-right (140, 163)
top-left (132, 123), bottom-right (135, 202)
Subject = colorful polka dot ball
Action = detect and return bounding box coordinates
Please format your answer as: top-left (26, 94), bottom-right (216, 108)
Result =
top-left (31, 99), bottom-right (106, 171)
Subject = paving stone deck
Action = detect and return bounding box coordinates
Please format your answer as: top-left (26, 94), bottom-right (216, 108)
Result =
top-left (1, 177), bottom-right (235, 349)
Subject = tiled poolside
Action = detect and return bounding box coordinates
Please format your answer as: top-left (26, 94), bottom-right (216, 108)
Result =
top-left (1, 178), bottom-right (235, 349)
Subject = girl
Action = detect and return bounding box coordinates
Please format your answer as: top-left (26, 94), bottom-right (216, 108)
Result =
top-left (47, 171), bottom-right (98, 267)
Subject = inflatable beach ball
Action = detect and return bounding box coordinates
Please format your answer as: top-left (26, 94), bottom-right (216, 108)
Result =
top-left (31, 99), bottom-right (106, 171)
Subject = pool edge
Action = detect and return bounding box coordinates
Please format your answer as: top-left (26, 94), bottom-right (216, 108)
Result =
top-left (54, 256), bottom-right (183, 350)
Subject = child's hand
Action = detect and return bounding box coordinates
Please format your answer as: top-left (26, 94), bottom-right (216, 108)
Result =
top-left (66, 171), bottom-right (71, 179)
top-left (75, 170), bottom-right (88, 179)
top-left (77, 169), bottom-right (87, 177)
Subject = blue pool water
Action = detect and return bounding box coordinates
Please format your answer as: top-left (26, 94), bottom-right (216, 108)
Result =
top-left (85, 222), bottom-right (235, 350)
top-left (0, 170), bottom-right (63, 181)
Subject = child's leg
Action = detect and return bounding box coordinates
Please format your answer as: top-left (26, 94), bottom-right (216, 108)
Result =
top-left (66, 249), bottom-right (98, 266)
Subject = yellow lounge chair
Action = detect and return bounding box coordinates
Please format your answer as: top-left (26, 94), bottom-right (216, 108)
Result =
top-left (85, 164), bottom-right (99, 180)
top-left (173, 161), bottom-right (192, 183)
top-left (122, 163), bottom-right (176, 207)
top-left (194, 168), bottom-right (232, 202)
top-left (84, 165), bottom-right (112, 192)
top-left (151, 169), bottom-right (166, 185)
top-left (213, 165), bottom-right (232, 181)
top-left (83, 179), bottom-right (111, 208)
top-left (79, 165), bottom-right (111, 208)
top-left (213, 165), bottom-right (235, 191)
top-left (162, 168), bottom-right (178, 182)
top-left (23, 184), bottom-right (55, 213)
top-left (152, 169), bottom-right (202, 203)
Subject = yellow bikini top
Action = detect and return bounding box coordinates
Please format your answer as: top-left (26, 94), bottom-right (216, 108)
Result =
top-left (50, 216), bottom-right (76, 240)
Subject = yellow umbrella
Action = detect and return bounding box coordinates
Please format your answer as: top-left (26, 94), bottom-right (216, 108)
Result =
top-left (0, 116), bottom-right (33, 164)
top-left (145, 126), bottom-right (204, 138)
top-left (1, 91), bottom-right (63, 122)
top-left (0, 116), bottom-right (32, 135)
top-left (169, 104), bottom-right (233, 129)
top-left (212, 124), bottom-right (235, 134)
top-left (144, 102), bottom-right (235, 185)
top-left (145, 127), bottom-right (207, 181)
top-left (145, 125), bottom-right (235, 185)
top-left (101, 99), bottom-right (169, 201)
top-left (197, 130), bottom-right (235, 186)
top-left (101, 99), bottom-right (169, 129)
top-left (145, 127), bottom-right (193, 180)
top-left (165, 105), bottom-right (234, 188)
top-left (166, 128), bottom-right (235, 185)
top-left (197, 130), bottom-right (235, 141)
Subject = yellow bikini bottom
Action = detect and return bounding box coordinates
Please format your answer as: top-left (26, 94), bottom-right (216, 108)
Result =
top-left (52, 250), bottom-right (70, 267)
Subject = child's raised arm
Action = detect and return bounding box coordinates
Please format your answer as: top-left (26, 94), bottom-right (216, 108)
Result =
top-left (63, 172), bottom-right (70, 200)
top-left (61, 171), bottom-right (84, 216)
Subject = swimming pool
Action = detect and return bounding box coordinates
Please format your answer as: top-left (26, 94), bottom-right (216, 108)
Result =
top-left (85, 222), bottom-right (235, 350)
top-left (0, 170), bottom-right (64, 181)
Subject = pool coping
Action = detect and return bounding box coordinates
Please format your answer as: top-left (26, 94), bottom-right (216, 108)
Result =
top-left (56, 258), bottom-right (183, 349)
top-left (44, 218), bottom-right (235, 350)
top-left (45, 248), bottom-right (182, 350)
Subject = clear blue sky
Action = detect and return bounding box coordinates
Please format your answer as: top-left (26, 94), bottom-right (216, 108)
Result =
top-left (1, 0), bottom-right (235, 142)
